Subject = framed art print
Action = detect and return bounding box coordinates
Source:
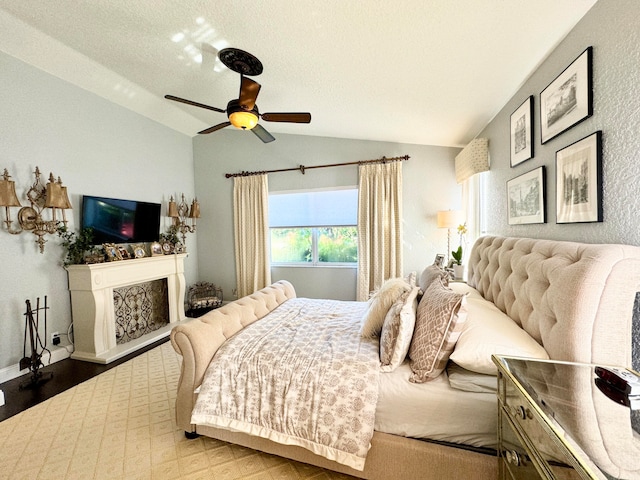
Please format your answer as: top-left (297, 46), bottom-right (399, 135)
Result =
top-left (540, 47), bottom-right (592, 144)
top-left (510, 96), bottom-right (534, 167)
top-left (507, 166), bottom-right (546, 225)
top-left (556, 131), bottom-right (602, 224)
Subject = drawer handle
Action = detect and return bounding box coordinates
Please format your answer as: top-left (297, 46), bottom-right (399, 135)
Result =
top-left (511, 405), bottom-right (531, 420)
top-left (505, 450), bottom-right (521, 466)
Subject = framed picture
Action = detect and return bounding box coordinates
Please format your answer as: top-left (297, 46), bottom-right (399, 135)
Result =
top-left (132, 243), bottom-right (146, 258)
top-left (433, 254), bottom-right (445, 268)
top-left (540, 47), bottom-right (592, 144)
top-left (118, 246), bottom-right (130, 260)
top-left (507, 167), bottom-right (546, 225)
top-left (150, 241), bottom-right (163, 257)
top-left (510, 96), bottom-right (534, 167)
top-left (103, 243), bottom-right (123, 261)
top-left (556, 131), bottom-right (602, 224)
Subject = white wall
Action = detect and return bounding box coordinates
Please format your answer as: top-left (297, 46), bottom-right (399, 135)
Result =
top-left (193, 130), bottom-right (461, 301)
top-left (0, 51), bottom-right (198, 373)
top-left (479, 0), bottom-right (640, 244)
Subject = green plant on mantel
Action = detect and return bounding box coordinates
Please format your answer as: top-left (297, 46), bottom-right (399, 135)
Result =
top-left (57, 225), bottom-right (98, 266)
top-left (160, 224), bottom-right (180, 246)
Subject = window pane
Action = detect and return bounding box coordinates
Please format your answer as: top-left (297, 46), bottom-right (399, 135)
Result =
top-left (270, 228), bottom-right (312, 263)
top-left (317, 227), bottom-right (358, 263)
top-left (269, 189), bottom-right (358, 227)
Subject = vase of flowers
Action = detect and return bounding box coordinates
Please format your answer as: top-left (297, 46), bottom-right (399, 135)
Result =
top-left (451, 246), bottom-right (464, 280)
top-left (451, 223), bottom-right (467, 280)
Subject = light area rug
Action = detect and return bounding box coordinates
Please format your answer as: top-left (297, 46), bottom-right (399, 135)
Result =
top-left (0, 341), bottom-right (357, 480)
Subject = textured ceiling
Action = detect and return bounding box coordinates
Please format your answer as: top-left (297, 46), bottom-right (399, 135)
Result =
top-left (0, 1), bottom-right (597, 146)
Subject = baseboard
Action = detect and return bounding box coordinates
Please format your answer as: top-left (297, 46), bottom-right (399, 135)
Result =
top-left (0, 344), bottom-right (73, 384)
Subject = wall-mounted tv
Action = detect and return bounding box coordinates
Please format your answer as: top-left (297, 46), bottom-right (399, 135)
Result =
top-left (81, 195), bottom-right (161, 244)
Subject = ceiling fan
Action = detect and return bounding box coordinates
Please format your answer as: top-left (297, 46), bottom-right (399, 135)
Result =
top-left (165, 48), bottom-right (311, 143)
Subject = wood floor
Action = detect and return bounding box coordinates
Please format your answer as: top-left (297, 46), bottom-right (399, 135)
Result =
top-left (0, 337), bottom-right (169, 423)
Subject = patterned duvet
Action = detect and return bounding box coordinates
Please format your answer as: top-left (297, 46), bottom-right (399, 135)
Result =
top-left (190, 297), bottom-right (379, 470)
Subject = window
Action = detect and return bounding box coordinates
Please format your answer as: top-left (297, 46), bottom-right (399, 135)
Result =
top-left (269, 188), bottom-right (358, 266)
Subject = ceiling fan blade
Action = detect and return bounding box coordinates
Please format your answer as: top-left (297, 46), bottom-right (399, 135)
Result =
top-left (261, 112), bottom-right (311, 123)
top-left (251, 124), bottom-right (275, 143)
top-left (238, 75), bottom-right (261, 110)
top-left (198, 121), bottom-right (231, 134)
top-left (165, 94), bottom-right (226, 113)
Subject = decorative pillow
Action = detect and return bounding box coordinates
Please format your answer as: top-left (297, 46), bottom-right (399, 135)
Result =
top-left (379, 286), bottom-right (420, 372)
top-left (361, 278), bottom-right (412, 338)
top-left (418, 265), bottom-right (449, 293)
top-left (408, 279), bottom-right (467, 383)
top-left (448, 283), bottom-right (549, 375)
top-left (446, 362), bottom-right (498, 394)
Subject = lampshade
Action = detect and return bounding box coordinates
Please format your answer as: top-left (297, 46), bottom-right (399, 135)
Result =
top-left (455, 138), bottom-right (489, 184)
top-left (167, 197), bottom-right (179, 217)
top-left (45, 179), bottom-right (72, 209)
top-left (437, 210), bottom-right (464, 229)
top-left (229, 111), bottom-right (258, 130)
top-left (0, 170), bottom-right (21, 207)
top-left (189, 199), bottom-right (200, 218)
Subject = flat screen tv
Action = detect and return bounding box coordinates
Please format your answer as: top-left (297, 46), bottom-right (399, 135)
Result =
top-left (81, 195), bottom-right (161, 244)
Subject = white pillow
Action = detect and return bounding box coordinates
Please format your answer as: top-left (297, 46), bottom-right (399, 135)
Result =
top-left (379, 286), bottom-right (420, 372)
top-left (361, 278), bottom-right (412, 338)
top-left (448, 283), bottom-right (549, 375)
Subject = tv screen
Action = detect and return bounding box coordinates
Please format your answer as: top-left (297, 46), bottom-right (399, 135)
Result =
top-left (81, 195), bottom-right (161, 244)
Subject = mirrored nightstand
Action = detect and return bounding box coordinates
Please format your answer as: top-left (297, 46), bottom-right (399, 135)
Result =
top-left (493, 356), bottom-right (640, 480)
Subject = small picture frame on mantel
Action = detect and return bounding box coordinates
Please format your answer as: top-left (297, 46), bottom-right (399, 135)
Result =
top-left (150, 241), bottom-right (163, 257)
top-left (510, 96), bottom-right (534, 167)
top-left (103, 243), bottom-right (123, 262)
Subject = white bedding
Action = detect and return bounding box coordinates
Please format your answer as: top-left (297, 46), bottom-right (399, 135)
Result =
top-left (191, 298), bottom-right (379, 471)
top-left (375, 361), bottom-right (498, 449)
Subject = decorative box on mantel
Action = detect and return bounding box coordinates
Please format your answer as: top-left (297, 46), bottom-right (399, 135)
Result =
top-left (66, 253), bottom-right (189, 364)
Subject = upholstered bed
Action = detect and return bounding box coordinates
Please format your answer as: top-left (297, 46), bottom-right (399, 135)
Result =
top-left (170, 235), bottom-right (640, 479)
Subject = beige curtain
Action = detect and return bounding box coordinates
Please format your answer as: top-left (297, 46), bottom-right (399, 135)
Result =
top-left (233, 174), bottom-right (271, 298)
top-left (356, 161), bottom-right (403, 301)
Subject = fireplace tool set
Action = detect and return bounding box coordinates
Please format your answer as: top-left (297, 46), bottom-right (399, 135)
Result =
top-left (19, 296), bottom-right (53, 389)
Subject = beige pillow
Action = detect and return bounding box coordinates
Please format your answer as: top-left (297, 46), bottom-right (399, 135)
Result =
top-left (408, 279), bottom-right (467, 383)
top-left (418, 265), bottom-right (449, 293)
top-left (379, 286), bottom-right (420, 372)
top-left (448, 283), bottom-right (549, 375)
top-left (361, 278), bottom-right (412, 338)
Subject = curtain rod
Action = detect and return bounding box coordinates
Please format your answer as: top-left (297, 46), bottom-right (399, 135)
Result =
top-left (224, 154), bottom-right (410, 178)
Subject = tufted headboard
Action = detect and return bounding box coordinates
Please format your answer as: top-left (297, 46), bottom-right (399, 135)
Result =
top-left (467, 236), bottom-right (640, 368)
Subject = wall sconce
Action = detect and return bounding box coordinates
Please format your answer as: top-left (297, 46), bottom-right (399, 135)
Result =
top-left (437, 209), bottom-right (464, 263)
top-left (168, 194), bottom-right (200, 244)
top-left (0, 167), bottom-right (72, 253)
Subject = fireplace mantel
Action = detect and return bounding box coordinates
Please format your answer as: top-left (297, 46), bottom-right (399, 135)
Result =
top-left (66, 254), bottom-right (188, 363)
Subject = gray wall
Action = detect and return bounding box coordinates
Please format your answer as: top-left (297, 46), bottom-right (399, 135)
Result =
top-left (193, 130), bottom-right (461, 301)
top-left (480, 0), bottom-right (640, 244)
top-left (0, 51), bottom-right (197, 374)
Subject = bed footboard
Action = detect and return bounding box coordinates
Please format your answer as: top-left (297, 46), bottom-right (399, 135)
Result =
top-left (170, 280), bottom-right (297, 431)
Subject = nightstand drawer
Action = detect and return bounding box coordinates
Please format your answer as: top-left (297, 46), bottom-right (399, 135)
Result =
top-left (503, 378), bottom-right (580, 474)
top-left (499, 408), bottom-right (542, 479)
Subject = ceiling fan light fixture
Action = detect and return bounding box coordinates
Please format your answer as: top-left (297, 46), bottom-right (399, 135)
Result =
top-left (229, 110), bottom-right (258, 130)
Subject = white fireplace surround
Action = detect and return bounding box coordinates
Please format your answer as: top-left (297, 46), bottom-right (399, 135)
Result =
top-left (67, 253), bottom-right (189, 364)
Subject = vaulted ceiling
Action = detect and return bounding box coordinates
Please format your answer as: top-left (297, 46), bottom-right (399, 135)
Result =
top-left (0, 1), bottom-right (597, 146)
